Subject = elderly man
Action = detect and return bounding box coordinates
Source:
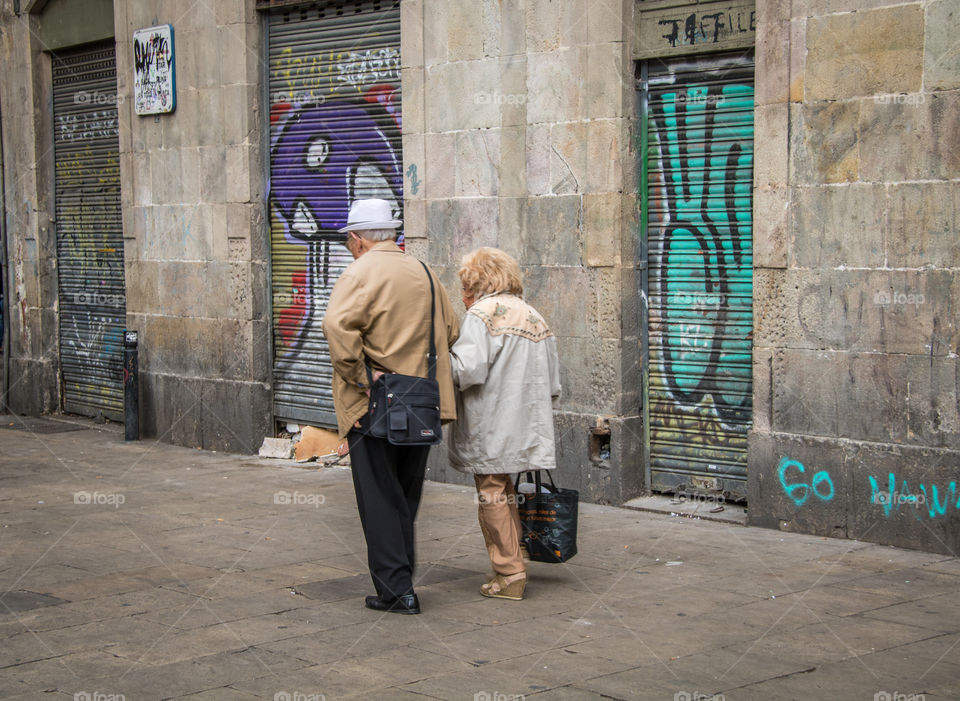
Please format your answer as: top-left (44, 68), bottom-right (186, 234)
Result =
top-left (322, 199), bottom-right (458, 615)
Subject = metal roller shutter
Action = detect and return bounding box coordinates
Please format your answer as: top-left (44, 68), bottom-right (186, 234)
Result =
top-left (267, 1), bottom-right (402, 427)
top-left (641, 52), bottom-right (754, 500)
top-left (53, 42), bottom-right (125, 421)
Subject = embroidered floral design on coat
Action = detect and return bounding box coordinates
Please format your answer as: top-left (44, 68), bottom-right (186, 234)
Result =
top-left (469, 294), bottom-right (554, 342)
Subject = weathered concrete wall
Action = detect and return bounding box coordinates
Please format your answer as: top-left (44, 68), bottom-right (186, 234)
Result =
top-left (0, 2), bottom-right (60, 415)
top-left (404, 0), bottom-right (643, 504)
top-left (749, 0), bottom-right (960, 554)
top-left (115, 0), bottom-right (271, 452)
top-left (37, 0), bottom-right (114, 51)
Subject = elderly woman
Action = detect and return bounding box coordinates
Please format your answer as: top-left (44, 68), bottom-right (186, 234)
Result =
top-left (449, 247), bottom-right (561, 601)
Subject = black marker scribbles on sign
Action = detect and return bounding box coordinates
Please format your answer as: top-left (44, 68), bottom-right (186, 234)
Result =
top-left (658, 8), bottom-right (755, 49)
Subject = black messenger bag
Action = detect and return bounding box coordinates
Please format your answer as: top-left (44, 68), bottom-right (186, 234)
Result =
top-left (366, 260), bottom-right (443, 446)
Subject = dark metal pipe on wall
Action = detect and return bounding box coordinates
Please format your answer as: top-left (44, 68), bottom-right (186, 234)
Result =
top-left (0, 96), bottom-right (9, 412)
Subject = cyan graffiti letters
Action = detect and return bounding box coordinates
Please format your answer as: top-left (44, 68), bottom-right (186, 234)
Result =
top-left (869, 473), bottom-right (959, 519)
top-left (777, 457), bottom-right (835, 507)
top-left (778, 461), bottom-right (960, 520)
top-left (406, 163), bottom-right (422, 196)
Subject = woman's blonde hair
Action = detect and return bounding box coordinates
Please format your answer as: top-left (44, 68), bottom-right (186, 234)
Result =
top-left (458, 247), bottom-right (523, 297)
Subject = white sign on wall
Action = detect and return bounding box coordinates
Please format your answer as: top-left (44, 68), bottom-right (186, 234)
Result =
top-left (133, 24), bottom-right (176, 115)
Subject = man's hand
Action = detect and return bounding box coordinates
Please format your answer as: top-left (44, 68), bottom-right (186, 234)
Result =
top-left (363, 370), bottom-right (385, 397)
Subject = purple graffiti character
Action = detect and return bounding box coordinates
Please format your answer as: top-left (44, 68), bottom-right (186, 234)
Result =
top-left (269, 98), bottom-right (403, 376)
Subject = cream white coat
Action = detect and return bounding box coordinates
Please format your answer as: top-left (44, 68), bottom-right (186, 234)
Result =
top-left (449, 295), bottom-right (561, 474)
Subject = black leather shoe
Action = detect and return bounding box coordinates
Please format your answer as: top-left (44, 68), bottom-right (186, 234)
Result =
top-left (364, 593), bottom-right (421, 614)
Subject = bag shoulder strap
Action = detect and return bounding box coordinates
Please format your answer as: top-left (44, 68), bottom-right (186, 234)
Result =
top-left (366, 258), bottom-right (437, 385)
top-left (417, 259), bottom-right (437, 382)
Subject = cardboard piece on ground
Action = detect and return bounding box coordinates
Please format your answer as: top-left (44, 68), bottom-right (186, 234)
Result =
top-left (295, 426), bottom-right (342, 462)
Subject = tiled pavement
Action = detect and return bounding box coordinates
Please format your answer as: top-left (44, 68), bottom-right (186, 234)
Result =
top-left (1, 414), bottom-right (958, 700)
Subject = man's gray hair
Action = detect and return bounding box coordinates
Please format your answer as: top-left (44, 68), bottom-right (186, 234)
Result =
top-left (354, 228), bottom-right (397, 242)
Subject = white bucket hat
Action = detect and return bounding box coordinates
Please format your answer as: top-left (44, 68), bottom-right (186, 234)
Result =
top-left (337, 198), bottom-right (402, 233)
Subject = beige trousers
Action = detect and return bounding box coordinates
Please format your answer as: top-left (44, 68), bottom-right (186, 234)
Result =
top-left (474, 473), bottom-right (525, 576)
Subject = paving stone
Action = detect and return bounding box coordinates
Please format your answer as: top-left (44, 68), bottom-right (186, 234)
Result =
top-left (399, 661), bottom-right (561, 700)
top-left (2, 587), bottom-right (198, 634)
top-left (232, 662), bottom-right (384, 700)
top-left (0, 691), bottom-right (74, 701)
top-left (170, 688), bottom-right (266, 700)
top-left (71, 646), bottom-right (308, 700)
top-left (134, 587), bottom-right (321, 630)
top-left (832, 567), bottom-right (960, 601)
top-left (0, 650), bottom-right (136, 693)
top-left (859, 593), bottom-right (960, 634)
top-left (922, 559), bottom-right (960, 577)
top-left (493, 647), bottom-right (634, 688)
top-left (556, 666), bottom-right (689, 701)
top-left (739, 655), bottom-right (941, 701)
top-left (105, 623), bottom-right (253, 666)
top-left (0, 590), bottom-right (69, 613)
top-left (1, 616), bottom-right (174, 668)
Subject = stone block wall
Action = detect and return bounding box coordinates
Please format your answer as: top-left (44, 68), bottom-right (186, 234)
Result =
top-left (749, 0), bottom-right (960, 554)
top-left (0, 3), bottom-right (60, 415)
top-left (0, 0), bottom-right (270, 451)
top-left (404, 0), bottom-right (643, 503)
top-left (114, 0), bottom-right (270, 452)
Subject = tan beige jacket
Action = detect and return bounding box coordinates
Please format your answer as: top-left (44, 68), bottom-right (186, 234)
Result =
top-left (322, 241), bottom-right (459, 437)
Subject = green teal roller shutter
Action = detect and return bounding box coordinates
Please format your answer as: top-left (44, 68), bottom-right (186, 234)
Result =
top-left (642, 52), bottom-right (755, 500)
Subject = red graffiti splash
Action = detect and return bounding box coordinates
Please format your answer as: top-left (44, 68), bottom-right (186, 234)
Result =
top-left (278, 271), bottom-right (309, 346)
top-left (271, 101), bottom-right (293, 124)
top-left (363, 84), bottom-right (401, 129)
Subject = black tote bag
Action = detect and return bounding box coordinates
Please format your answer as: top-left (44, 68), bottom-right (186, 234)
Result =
top-left (515, 471), bottom-right (579, 563)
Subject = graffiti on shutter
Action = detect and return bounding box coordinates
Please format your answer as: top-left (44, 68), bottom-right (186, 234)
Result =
top-left (53, 43), bottom-right (126, 420)
top-left (268, 2), bottom-right (402, 426)
top-left (644, 53), bottom-right (754, 500)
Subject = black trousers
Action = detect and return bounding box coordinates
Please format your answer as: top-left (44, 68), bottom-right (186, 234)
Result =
top-left (347, 416), bottom-right (430, 600)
